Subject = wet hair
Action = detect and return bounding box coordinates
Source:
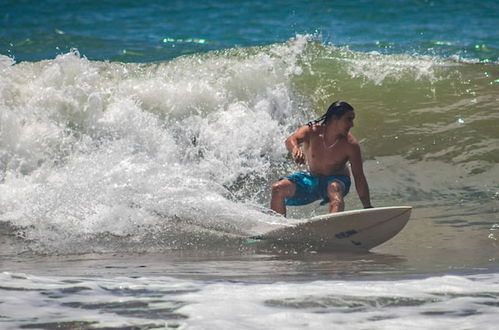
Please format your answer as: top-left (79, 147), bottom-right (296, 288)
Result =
top-left (307, 100), bottom-right (354, 127)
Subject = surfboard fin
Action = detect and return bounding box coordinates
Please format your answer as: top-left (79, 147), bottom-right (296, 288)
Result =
top-left (242, 235), bottom-right (264, 245)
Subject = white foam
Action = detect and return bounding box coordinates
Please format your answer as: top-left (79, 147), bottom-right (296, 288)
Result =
top-left (179, 274), bottom-right (499, 329)
top-left (0, 39), bottom-right (309, 253)
top-left (2, 271), bottom-right (499, 329)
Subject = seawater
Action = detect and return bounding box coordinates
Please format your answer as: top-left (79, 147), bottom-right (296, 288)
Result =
top-left (2, 271), bottom-right (499, 329)
top-left (1, 1), bottom-right (499, 329)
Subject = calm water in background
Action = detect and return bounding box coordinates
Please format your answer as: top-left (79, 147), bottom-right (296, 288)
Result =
top-left (2, 0), bottom-right (498, 63)
top-left (1, 1), bottom-right (499, 328)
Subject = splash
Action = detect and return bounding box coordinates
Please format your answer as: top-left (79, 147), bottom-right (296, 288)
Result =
top-left (0, 37), bottom-right (313, 253)
top-left (1, 36), bottom-right (498, 254)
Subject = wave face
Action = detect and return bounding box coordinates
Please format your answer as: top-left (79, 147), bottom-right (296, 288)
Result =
top-left (0, 36), bottom-right (498, 254)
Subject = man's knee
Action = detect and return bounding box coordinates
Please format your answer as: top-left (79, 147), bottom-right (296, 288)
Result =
top-left (328, 181), bottom-right (344, 195)
top-left (272, 180), bottom-right (295, 198)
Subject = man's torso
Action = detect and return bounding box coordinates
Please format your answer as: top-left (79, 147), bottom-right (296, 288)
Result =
top-left (303, 127), bottom-right (352, 177)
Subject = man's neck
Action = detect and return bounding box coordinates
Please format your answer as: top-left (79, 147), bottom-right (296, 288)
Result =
top-left (323, 124), bottom-right (343, 140)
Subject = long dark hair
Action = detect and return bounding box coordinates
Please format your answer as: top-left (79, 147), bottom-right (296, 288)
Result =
top-left (307, 100), bottom-right (354, 127)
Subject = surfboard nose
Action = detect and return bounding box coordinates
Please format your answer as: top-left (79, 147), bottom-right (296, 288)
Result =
top-left (249, 206), bottom-right (412, 251)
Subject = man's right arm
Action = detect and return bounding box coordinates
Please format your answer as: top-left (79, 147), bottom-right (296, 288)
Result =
top-left (285, 125), bottom-right (309, 165)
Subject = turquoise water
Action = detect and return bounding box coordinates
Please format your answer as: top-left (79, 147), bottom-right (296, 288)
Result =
top-left (2, 0), bottom-right (498, 63)
top-left (1, 1), bottom-right (499, 329)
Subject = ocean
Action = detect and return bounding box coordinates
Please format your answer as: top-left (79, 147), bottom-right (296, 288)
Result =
top-left (1, 0), bottom-right (498, 328)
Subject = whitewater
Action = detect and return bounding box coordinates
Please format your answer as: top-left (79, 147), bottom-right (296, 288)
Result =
top-left (1, 34), bottom-right (498, 328)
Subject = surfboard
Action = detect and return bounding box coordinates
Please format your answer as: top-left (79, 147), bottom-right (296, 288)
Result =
top-left (246, 206), bottom-right (412, 251)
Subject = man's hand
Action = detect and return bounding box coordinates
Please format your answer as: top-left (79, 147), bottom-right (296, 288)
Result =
top-left (292, 147), bottom-right (306, 165)
top-left (285, 125), bottom-right (309, 166)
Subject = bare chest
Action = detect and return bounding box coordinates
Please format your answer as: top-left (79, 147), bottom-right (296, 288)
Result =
top-left (304, 135), bottom-right (349, 171)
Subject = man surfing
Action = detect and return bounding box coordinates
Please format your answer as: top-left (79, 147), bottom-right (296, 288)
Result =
top-left (271, 100), bottom-right (372, 216)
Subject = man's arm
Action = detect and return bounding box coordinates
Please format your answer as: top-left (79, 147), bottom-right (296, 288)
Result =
top-left (285, 125), bottom-right (309, 165)
top-left (348, 143), bottom-right (372, 208)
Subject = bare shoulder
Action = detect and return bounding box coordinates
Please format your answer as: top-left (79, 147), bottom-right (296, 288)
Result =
top-left (298, 124), bottom-right (318, 136)
top-left (290, 124), bottom-right (313, 141)
top-left (345, 133), bottom-right (361, 155)
top-left (309, 124), bottom-right (321, 135)
top-left (346, 133), bottom-right (360, 146)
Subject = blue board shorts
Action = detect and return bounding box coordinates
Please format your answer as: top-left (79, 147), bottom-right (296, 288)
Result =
top-left (281, 172), bottom-right (351, 206)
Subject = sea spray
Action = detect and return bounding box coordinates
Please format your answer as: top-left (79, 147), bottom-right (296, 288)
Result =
top-left (0, 38), bottom-right (311, 253)
top-left (1, 37), bottom-right (497, 254)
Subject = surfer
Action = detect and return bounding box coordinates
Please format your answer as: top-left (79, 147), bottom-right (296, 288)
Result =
top-left (271, 100), bottom-right (372, 216)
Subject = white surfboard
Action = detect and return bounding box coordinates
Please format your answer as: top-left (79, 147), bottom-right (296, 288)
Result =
top-left (247, 206), bottom-right (412, 251)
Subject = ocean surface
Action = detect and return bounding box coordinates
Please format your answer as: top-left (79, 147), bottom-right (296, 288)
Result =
top-left (1, 0), bottom-right (498, 328)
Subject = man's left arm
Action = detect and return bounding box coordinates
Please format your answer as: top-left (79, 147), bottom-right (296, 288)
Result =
top-left (349, 143), bottom-right (372, 208)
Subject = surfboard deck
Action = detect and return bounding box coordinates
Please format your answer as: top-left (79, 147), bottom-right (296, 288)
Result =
top-left (246, 206), bottom-right (412, 251)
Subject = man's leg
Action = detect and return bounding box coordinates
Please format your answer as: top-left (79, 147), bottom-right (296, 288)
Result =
top-left (327, 181), bottom-right (345, 213)
top-left (271, 179), bottom-right (296, 216)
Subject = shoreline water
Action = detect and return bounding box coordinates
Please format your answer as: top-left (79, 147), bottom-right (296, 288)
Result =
top-left (2, 270), bottom-right (499, 329)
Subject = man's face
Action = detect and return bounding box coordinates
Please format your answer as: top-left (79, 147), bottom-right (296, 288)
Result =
top-left (337, 110), bottom-right (355, 135)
